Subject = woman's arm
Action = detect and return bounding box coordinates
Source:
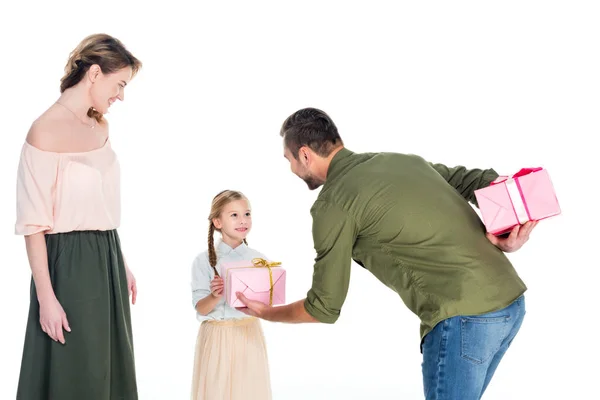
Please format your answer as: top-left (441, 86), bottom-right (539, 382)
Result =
top-left (25, 233), bottom-right (53, 300)
top-left (25, 233), bottom-right (70, 344)
top-left (122, 253), bottom-right (137, 305)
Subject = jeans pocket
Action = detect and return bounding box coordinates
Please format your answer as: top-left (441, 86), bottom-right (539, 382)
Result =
top-left (460, 315), bottom-right (511, 365)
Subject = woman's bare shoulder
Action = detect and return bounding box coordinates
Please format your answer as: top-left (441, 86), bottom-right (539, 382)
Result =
top-left (25, 108), bottom-right (67, 151)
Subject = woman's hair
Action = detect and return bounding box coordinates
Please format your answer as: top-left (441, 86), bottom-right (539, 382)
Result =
top-left (60, 33), bottom-right (142, 123)
top-left (207, 190), bottom-right (249, 276)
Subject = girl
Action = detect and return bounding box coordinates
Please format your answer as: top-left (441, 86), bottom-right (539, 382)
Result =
top-left (190, 190), bottom-right (272, 400)
top-left (14, 34), bottom-right (142, 399)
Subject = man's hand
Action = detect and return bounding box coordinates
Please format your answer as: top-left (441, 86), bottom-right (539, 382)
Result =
top-left (235, 292), bottom-right (270, 318)
top-left (235, 293), bottom-right (319, 323)
top-left (486, 221), bottom-right (538, 253)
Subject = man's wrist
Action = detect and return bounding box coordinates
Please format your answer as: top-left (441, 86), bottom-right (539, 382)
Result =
top-left (261, 306), bottom-right (276, 321)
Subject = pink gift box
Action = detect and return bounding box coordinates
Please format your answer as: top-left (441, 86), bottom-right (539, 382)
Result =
top-left (474, 167), bottom-right (561, 235)
top-left (221, 259), bottom-right (286, 308)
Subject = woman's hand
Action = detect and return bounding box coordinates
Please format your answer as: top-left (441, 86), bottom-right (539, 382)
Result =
top-left (126, 267), bottom-right (137, 305)
top-left (39, 296), bottom-right (70, 344)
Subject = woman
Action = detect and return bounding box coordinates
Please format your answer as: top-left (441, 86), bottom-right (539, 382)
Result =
top-left (15, 33), bottom-right (142, 399)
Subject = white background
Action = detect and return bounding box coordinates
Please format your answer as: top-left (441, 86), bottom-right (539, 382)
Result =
top-left (0, 1), bottom-right (598, 399)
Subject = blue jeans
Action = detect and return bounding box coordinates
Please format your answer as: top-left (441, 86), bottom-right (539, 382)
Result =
top-left (421, 295), bottom-right (525, 400)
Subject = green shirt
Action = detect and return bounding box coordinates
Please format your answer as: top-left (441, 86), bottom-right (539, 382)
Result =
top-left (304, 148), bottom-right (527, 339)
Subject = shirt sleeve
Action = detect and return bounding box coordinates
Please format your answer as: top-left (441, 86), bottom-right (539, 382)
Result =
top-left (304, 201), bottom-right (358, 324)
top-left (15, 145), bottom-right (60, 236)
top-left (428, 162), bottom-right (499, 206)
top-left (191, 253), bottom-right (213, 308)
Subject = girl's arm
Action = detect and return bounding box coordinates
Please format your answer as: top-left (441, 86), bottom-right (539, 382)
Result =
top-left (195, 281), bottom-right (223, 315)
top-left (192, 255), bottom-right (223, 315)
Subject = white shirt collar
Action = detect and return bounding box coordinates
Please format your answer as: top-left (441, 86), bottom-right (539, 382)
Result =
top-left (216, 239), bottom-right (249, 256)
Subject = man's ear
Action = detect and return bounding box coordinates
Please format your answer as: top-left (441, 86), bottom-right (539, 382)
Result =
top-left (298, 146), bottom-right (312, 166)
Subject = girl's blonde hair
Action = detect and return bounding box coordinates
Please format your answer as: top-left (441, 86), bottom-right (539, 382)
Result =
top-left (60, 33), bottom-right (142, 123)
top-left (208, 190), bottom-right (249, 276)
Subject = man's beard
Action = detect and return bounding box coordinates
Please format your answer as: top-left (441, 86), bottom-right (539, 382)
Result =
top-left (302, 174), bottom-right (323, 190)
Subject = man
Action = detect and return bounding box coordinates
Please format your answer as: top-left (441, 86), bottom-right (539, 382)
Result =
top-left (236, 108), bottom-right (536, 399)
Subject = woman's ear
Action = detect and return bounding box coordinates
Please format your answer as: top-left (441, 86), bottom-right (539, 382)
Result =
top-left (88, 64), bottom-right (101, 83)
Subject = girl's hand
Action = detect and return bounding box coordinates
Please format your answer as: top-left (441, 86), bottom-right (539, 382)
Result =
top-left (39, 297), bottom-right (71, 344)
top-left (210, 276), bottom-right (224, 298)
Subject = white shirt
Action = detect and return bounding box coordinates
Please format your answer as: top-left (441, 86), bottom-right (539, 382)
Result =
top-left (191, 240), bottom-right (267, 322)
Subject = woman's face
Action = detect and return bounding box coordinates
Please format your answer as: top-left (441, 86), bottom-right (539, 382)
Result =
top-left (88, 65), bottom-right (133, 114)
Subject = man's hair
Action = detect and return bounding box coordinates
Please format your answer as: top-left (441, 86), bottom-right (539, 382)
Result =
top-left (280, 108), bottom-right (343, 159)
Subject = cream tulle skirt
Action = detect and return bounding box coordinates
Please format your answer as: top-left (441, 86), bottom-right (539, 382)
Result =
top-left (191, 317), bottom-right (272, 400)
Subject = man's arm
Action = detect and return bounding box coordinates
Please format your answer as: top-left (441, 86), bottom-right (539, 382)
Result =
top-left (302, 202), bottom-right (356, 324)
top-left (429, 162), bottom-right (499, 206)
top-left (245, 298), bottom-right (318, 323)
top-left (237, 201), bottom-right (357, 324)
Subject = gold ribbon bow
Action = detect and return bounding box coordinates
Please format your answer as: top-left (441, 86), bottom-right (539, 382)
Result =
top-left (251, 258), bottom-right (281, 306)
top-left (251, 258), bottom-right (281, 268)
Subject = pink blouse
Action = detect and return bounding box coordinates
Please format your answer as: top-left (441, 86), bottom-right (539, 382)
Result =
top-left (15, 139), bottom-right (121, 236)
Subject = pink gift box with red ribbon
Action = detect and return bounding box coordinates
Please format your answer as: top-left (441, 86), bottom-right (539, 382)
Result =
top-left (221, 259), bottom-right (286, 308)
top-left (474, 167), bottom-right (561, 235)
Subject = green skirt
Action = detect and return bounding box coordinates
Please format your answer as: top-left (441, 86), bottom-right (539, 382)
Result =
top-left (17, 230), bottom-right (138, 399)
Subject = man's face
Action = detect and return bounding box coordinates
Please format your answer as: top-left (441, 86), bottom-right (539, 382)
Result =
top-left (283, 146), bottom-right (323, 190)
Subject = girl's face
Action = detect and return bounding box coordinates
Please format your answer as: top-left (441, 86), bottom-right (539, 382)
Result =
top-left (88, 65), bottom-right (132, 114)
top-left (213, 199), bottom-right (252, 246)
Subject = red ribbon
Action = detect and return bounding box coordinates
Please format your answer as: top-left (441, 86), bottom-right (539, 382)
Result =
top-left (490, 167), bottom-right (543, 186)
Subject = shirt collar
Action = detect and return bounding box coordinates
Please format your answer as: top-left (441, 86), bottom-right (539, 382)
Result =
top-left (216, 240), bottom-right (249, 256)
top-left (324, 147), bottom-right (355, 186)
